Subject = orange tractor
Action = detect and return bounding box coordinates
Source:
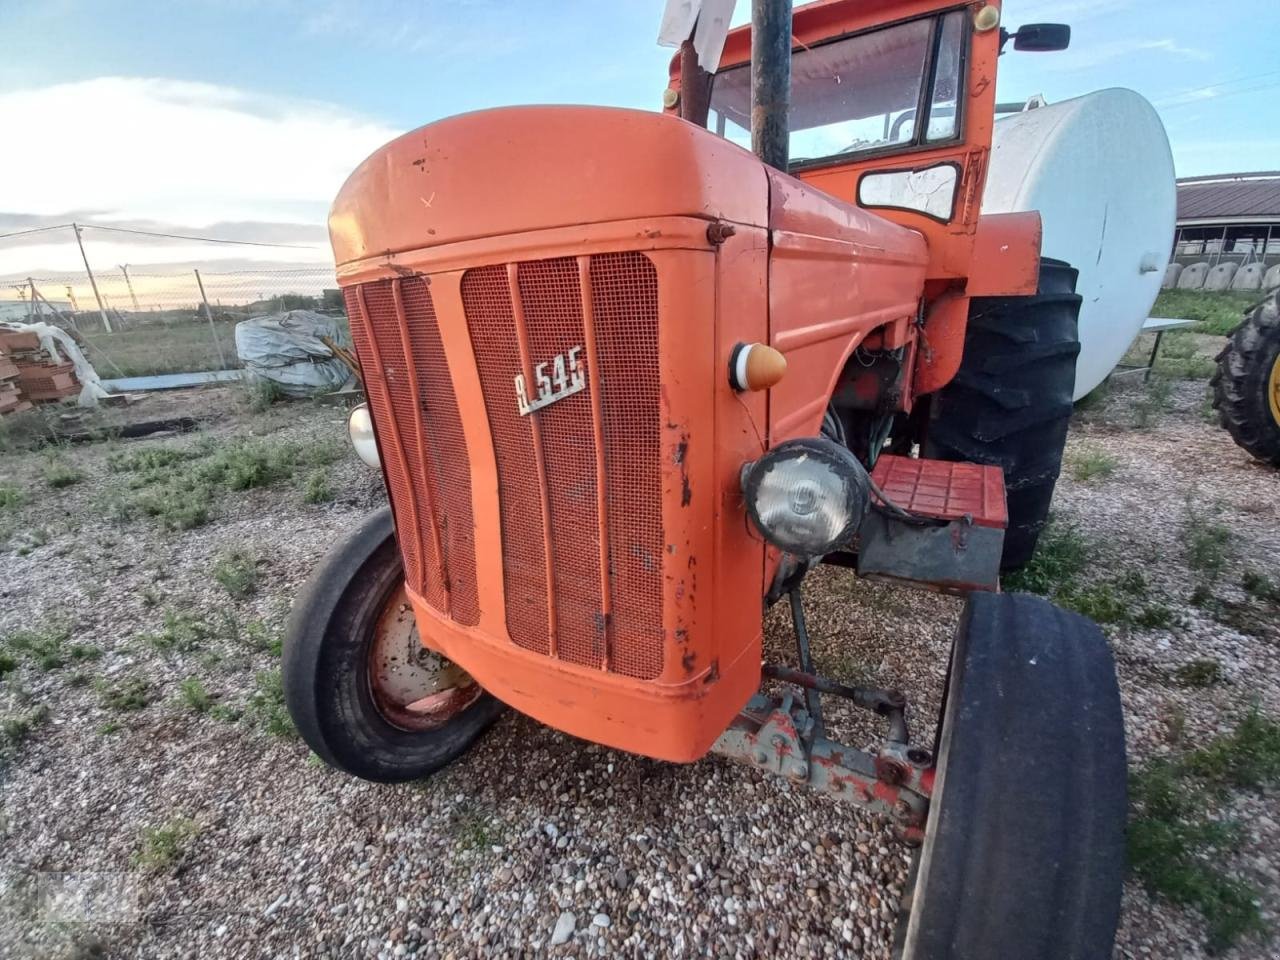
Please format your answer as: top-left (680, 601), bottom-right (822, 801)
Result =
top-left (285, 2), bottom-right (1126, 955)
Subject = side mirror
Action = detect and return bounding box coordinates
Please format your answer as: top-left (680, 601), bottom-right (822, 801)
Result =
top-left (1012, 23), bottom-right (1071, 52)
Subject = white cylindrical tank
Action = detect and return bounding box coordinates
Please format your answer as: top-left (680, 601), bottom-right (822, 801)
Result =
top-left (981, 88), bottom-right (1176, 398)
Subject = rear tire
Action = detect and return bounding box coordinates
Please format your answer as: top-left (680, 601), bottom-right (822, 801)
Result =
top-left (894, 592), bottom-right (1126, 960)
top-left (925, 260), bottom-right (1082, 569)
top-left (283, 508), bottom-right (505, 782)
top-left (1211, 290), bottom-right (1280, 465)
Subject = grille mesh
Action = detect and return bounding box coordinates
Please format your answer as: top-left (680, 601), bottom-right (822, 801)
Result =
top-left (517, 259), bottom-right (604, 669)
top-left (461, 266), bottom-right (551, 655)
top-left (346, 279), bottom-right (479, 623)
top-left (401, 277), bottom-right (480, 625)
top-left (350, 251), bottom-right (664, 679)
top-left (590, 253), bottom-right (664, 680)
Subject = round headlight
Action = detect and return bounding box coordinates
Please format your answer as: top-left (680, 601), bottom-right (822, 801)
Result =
top-left (348, 403), bottom-right (381, 469)
top-left (741, 438), bottom-right (870, 557)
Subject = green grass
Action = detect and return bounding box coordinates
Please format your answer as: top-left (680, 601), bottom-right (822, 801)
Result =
top-left (1242, 569), bottom-right (1280, 604)
top-left (3, 620), bottom-right (73, 671)
top-left (1182, 504), bottom-right (1233, 581)
top-left (303, 469), bottom-right (333, 504)
top-left (1005, 521), bottom-right (1179, 628)
top-left (95, 676), bottom-right (154, 712)
top-left (139, 610), bottom-right (210, 654)
top-left (85, 320), bottom-right (239, 379)
top-left (245, 669), bottom-right (295, 738)
top-left (1, 704), bottom-right (50, 751)
top-left (1134, 376), bottom-right (1174, 428)
top-left (101, 435), bottom-right (346, 531)
top-left (1129, 710), bottom-right (1280, 952)
top-left (0, 484), bottom-right (25, 511)
top-left (1152, 289), bottom-right (1261, 336)
top-left (1069, 446), bottom-right (1117, 482)
top-left (211, 549), bottom-right (258, 598)
top-left (42, 453), bottom-right (84, 489)
top-left (1173, 658), bottom-right (1224, 688)
top-left (177, 676), bottom-right (212, 713)
top-left (242, 377), bottom-right (285, 413)
top-left (132, 817), bottom-right (200, 872)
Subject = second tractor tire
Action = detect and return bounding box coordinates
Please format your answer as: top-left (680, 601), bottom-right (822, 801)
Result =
top-left (894, 591), bottom-right (1127, 960)
top-left (1211, 289), bottom-right (1280, 466)
top-left (925, 259), bottom-right (1082, 570)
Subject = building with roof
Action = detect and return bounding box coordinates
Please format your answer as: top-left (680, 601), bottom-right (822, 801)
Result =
top-left (1165, 172), bottom-right (1280, 291)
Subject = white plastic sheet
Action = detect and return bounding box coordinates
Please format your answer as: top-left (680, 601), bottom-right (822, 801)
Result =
top-left (233, 310), bottom-right (355, 397)
top-left (657, 0), bottom-right (737, 72)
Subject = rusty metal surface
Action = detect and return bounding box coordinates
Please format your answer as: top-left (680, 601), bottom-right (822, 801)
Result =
top-left (368, 587), bottom-right (482, 732)
top-left (712, 693), bottom-right (933, 844)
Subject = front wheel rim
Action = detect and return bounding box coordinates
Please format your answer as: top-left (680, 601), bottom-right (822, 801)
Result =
top-left (367, 585), bottom-right (482, 731)
top-left (1267, 353), bottom-right (1280, 427)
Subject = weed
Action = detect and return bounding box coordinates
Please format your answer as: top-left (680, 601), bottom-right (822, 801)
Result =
top-left (1002, 519), bottom-right (1090, 596)
top-left (1242, 569), bottom-right (1280, 604)
top-left (242, 377), bottom-right (284, 414)
top-left (208, 704), bottom-right (241, 723)
top-left (1134, 604), bottom-right (1179, 630)
top-left (1057, 583), bottom-right (1131, 624)
top-left (43, 453), bottom-right (84, 489)
top-left (0, 651), bottom-right (16, 676)
top-left (245, 669), bottom-right (294, 738)
top-left (130, 480), bottom-right (212, 531)
top-left (241, 619), bottom-right (282, 656)
top-left (4, 621), bottom-right (72, 671)
top-left (96, 676), bottom-right (154, 712)
top-left (211, 549), bottom-right (258, 598)
top-left (303, 469), bottom-right (333, 504)
top-left (132, 818), bottom-right (200, 872)
top-left (107, 445), bottom-right (201, 475)
top-left (140, 611), bottom-right (209, 654)
top-left (1173, 658), bottom-right (1224, 688)
top-left (451, 806), bottom-right (495, 850)
top-left (0, 484), bottom-right (25, 511)
top-left (177, 677), bottom-right (212, 713)
top-left (1, 704), bottom-right (50, 750)
top-left (98, 720), bottom-right (121, 735)
top-left (1069, 447), bottom-right (1117, 482)
top-left (0, 407), bottom-right (60, 454)
top-left (1129, 710), bottom-right (1280, 952)
top-left (1182, 504), bottom-right (1233, 580)
top-left (1134, 377), bottom-right (1173, 428)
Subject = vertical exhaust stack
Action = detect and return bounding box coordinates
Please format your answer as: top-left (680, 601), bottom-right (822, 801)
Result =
top-left (751, 0), bottom-right (792, 170)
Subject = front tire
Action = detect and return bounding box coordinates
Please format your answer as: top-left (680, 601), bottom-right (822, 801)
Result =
top-left (895, 592), bottom-right (1126, 960)
top-left (1211, 290), bottom-right (1280, 465)
top-left (925, 260), bottom-right (1082, 569)
top-left (283, 508), bottom-right (505, 782)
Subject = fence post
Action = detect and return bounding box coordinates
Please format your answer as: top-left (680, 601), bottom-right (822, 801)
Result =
top-left (121, 264), bottom-right (141, 310)
top-left (72, 222), bottom-right (114, 333)
top-left (194, 269), bottom-right (228, 369)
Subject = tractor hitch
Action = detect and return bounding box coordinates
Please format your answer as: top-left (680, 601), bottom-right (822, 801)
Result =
top-left (713, 584), bottom-right (933, 844)
top-left (710, 691), bottom-right (933, 845)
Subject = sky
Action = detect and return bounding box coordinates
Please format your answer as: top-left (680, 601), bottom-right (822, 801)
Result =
top-left (1, 0), bottom-right (1276, 279)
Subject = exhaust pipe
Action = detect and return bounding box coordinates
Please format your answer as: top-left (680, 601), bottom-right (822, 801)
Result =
top-left (751, 0), bottom-right (792, 170)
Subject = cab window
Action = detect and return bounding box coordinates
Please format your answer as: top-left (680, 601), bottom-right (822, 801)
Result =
top-left (707, 10), bottom-right (969, 169)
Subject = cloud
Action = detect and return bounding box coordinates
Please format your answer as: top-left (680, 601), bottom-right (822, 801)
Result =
top-left (0, 77), bottom-right (401, 272)
top-left (302, 0), bottom-right (527, 58)
top-left (0, 77), bottom-right (400, 227)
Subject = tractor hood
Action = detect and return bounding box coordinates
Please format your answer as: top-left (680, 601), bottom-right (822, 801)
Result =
top-left (328, 105), bottom-right (772, 267)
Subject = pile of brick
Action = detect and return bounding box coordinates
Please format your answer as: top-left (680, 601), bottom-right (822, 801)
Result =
top-left (0, 328), bottom-right (80, 415)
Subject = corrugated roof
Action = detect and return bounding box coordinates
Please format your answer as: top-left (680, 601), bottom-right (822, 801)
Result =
top-left (1177, 173), bottom-right (1280, 220)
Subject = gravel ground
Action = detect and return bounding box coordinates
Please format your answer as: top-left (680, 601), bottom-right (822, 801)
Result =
top-left (0, 376), bottom-right (1277, 959)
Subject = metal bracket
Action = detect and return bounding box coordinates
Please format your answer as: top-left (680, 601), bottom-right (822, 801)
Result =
top-left (712, 693), bottom-right (934, 844)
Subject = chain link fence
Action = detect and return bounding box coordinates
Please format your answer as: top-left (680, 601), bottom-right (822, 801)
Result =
top-left (0, 266), bottom-right (343, 379)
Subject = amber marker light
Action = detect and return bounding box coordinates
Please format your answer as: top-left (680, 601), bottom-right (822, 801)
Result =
top-left (729, 342), bottom-right (787, 392)
top-left (974, 5), bottom-right (1000, 31)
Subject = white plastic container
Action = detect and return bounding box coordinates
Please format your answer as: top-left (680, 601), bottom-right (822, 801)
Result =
top-left (982, 89), bottom-right (1176, 398)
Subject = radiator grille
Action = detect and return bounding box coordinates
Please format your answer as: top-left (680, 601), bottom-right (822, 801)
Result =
top-left (349, 252), bottom-right (664, 679)
top-left (345, 278), bottom-right (479, 625)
